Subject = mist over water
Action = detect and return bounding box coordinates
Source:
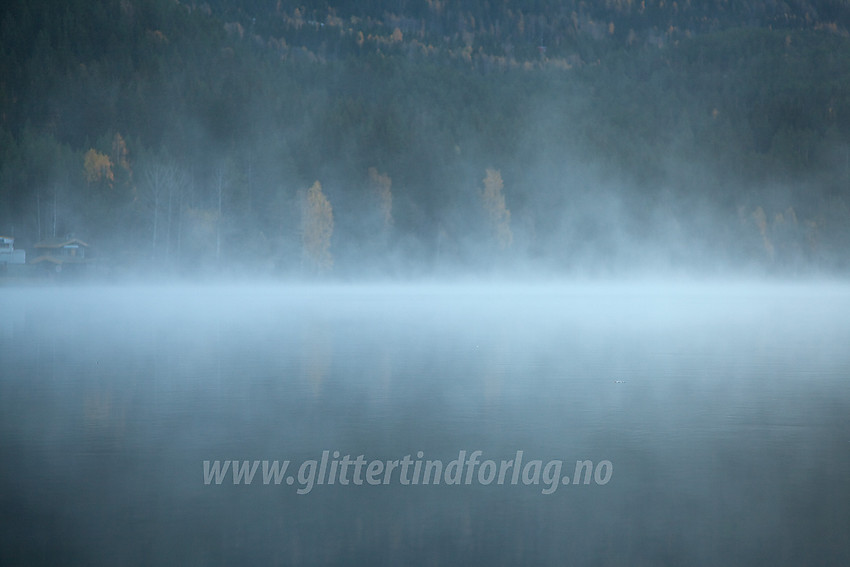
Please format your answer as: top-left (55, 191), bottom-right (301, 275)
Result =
top-left (1, 281), bottom-right (849, 565)
top-left (3, 0), bottom-right (850, 563)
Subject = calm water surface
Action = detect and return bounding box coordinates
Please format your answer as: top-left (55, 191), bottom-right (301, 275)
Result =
top-left (1, 283), bottom-right (849, 565)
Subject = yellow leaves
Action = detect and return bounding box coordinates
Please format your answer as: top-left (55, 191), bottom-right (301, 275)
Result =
top-left (369, 167), bottom-right (393, 229)
top-left (302, 181), bottom-right (334, 272)
top-left (84, 149), bottom-right (113, 186)
top-left (83, 133), bottom-right (132, 197)
top-left (391, 28), bottom-right (403, 43)
top-left (481, 168), bottom-right (512, 250)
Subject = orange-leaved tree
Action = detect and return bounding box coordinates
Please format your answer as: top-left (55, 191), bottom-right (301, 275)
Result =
top-left (84, 149), bottom-right (113, 186)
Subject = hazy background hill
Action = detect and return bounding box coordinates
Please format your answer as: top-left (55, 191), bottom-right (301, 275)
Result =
top-left (2, 0), bottom-right (850, 277)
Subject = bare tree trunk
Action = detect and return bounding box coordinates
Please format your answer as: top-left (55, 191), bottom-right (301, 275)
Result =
top-left (152, 190), bottom-right (159, 258)
top-left (247, 159), bottom-right (253, 215)
top-left (36, 189), bottom-right (42, 241)
top-left (143, 159), bottom-right (184, 262)
top-left (166, 182), bottom-right (173, 262)
top-left (216, 168), bottom-right (224, 265)
top-left (176, 180), bottom-right (184, 258)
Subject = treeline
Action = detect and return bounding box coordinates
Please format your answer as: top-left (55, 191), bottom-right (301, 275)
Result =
top-left (1, 0), bottom-right (850, 277)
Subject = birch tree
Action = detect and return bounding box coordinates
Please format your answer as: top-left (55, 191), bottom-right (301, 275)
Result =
top-left (140, 157), bottom-right (185, 260)
top-left (301, 180), bottom-right (333, 272)
top-left (368, 166), bottom-right (393, 231)
top-left (481, 168), bottom-right (512, 250)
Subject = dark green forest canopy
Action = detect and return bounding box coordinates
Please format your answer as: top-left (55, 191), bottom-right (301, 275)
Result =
top-left (1, 0), bottom-right (849, 276)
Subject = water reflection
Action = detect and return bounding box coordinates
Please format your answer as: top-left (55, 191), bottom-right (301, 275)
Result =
top-left (0, 283), bottom-right (849, 565)
top-left (300, 318), bottom-right (333, 396)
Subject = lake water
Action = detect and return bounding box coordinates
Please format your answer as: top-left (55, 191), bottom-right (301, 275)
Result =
top-left (1, 282), bottom-right (849, 565)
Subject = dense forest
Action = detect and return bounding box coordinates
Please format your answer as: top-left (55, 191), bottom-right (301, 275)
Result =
top-left (2, 0), bottom-right (850, 278)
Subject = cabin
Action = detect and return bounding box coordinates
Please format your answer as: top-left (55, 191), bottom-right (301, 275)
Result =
top-left (0, 236), bottom-right (26, 265)
top-left (30, 236), bottom-right (90, 272)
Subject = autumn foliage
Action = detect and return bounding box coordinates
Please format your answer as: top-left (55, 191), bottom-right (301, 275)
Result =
top-left (83, 149), bottom-right (114, 186)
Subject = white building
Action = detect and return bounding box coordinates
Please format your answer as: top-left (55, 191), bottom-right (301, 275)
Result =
top-left (0, 236), bottom-right (26, 264)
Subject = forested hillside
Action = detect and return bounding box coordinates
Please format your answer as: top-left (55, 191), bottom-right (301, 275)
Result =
top-left (2, 0), bottom-right (850, 277)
